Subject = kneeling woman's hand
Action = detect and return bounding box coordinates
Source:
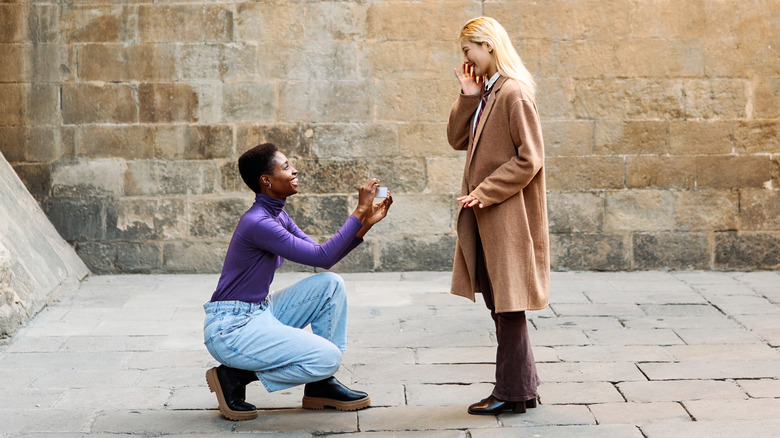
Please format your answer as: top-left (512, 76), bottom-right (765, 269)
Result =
top-left (353, 178), bottom-right (393, 238)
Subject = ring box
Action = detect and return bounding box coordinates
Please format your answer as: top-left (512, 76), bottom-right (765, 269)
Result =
top-left (375, 187), bottom-right (388, 198)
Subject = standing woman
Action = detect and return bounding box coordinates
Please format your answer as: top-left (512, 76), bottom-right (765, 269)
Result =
top-left (447, 17), bottom-right (550, 415)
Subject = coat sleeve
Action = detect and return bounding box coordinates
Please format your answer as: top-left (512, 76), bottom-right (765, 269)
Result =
top-left (470, 97), bottom-right (544, 207)
top-left (446, 93), bottom-right (481, 151)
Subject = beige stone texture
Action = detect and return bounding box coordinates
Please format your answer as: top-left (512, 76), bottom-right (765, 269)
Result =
top-left (399, 124), bottom-right (458, 158)
top-left (278, 81), bottom-right (372, 123)
top-left (750, 76), bottom-right (780, 119)
top-left (672, 190), bottom-right (739, 232)
top-left (179, 43), bottom-right (260, 82)
top-left (78, 44), bottom-right (177, 82)
top-left (740, 189), bottom-right (780, 231)
top-left (696, 156), bottom-right (772, 189)
top-left (138, 83), bottom-right (198, 123)
top-left (76, 125), bottom-right (185, 160)
top-left (547, 191), bottom-right (604, 233)
top-left (684, 79), bottom-right (749, 120)
top-left (425, 156), bottom-right (466, 194)
top-left (626, 156), bottom-right (696, 189)
top-left (62, 84), bottom-right (137, 124)
top-left (630, 0), bottom-right (706, 39)
top-left (544, 121), bottom-right (594, 157)
top-left (546, 157), bottom-right (625, 190)
top-left (605, 190), bottom-right (675, 232)
top-left (595, 121), bottom-right (667, 155)
top-left (0, 4), bottom-right (29, 43)
top-left (138, 5), bottom-right (232, 43)
top-left (0, 84), bottom-right (24, 126)
top-left (259, 41), bottom-right (359, 82)
top-left (222, 82), bottom-right (276, 123)
top-left (574, 79), bottom-right (684, 120)
top-left (61, 5), bottom-right (135, 43)
top-left (734, 121), bottom-right (780, 154)
top-left (669, 121), bottom-right (733, 155)
top-left (235, 2), bottom-right (306, 43)
top-left (376, 80), bottom-right (454, 123)
top-left (366, 1), bottom-right (480, 41)
top-left (0, 45), bottom-right (28, 82)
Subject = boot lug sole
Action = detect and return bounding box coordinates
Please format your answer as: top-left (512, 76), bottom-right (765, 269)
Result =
top-left (206, 368), bottom-right (258, 421)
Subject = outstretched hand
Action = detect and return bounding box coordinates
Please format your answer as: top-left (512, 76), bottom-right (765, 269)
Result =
top-left (365, 193), bottom-right (393, 227)
top-left (453, 62), bottom-right (483, 96)
top-left (354, 178), bottom-right (381, 220)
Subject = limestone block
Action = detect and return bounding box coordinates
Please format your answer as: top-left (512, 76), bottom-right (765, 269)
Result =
top-left (235, 2), bottom-right (305, 43)
top-left (672, 190), bottom-right (738, 232)
top-left (25, 83), bottom-right (59, 125)
top-left (704, 36), bottom-right (779, 78)
top-left (545, 156), bottom-right (625, 190)
top-left (179, 43), bottom-right (260, 81)
top-left (0, 127), bottom-right (63, 163)
top-left (275, 158), bottom-right (369, 195)
top-left (138, 5), bottom-right (232, 43)
top-left (734, 121), bottom-right (780, 154)
top-left (704, 0), bottom-right (773, 40)
top-left (0, 128), bottom-right (25, 162)
top-left (574, 79), bottom-right (684, 120)
top-left (43, 197), bottom-right (107, 242)
top-left (162, 241), bottom-right (227, 274)
top-left (30, 43), bottom-right (73, 83)
top-left (61, 5), bottom-right (135, 42)
top-left (106, 198), bottom-right (187, 241)
top-left (552, 40), bottom-right (617, 79)
top-left (375, 79), bottom-right (454, 123)
top-left (368, 157), bottom-right (426, 193)
top-left (604, 190), bottom-right (675, 232)
top-left (368, 194), bottom-right (453, 236)
top-left (78, 43), bottom-right (177, 82)
top-left (426, 156), bottom-right (466, 194)
top-left (77, 241), bottom-right (162, 274)
top-left (399, 123), bottom-right (458, 158)
top-left (594, 121), bottom-right (666, 155)
top-left (683, 79), bottom-right (748, 119)
top-left (750, 77), bottom-right (780, 119)
top-left (670, 120), bottom-right (733, 155)
top-left (626, 156), bottom-right (696, 189)
top-left (715, 232), bottom-right (780, 270)
top-left (306, 2), bottom-right (368, 41)
top-left (633, 232), bottom-right (710, 270)
top-left (550, 233), bottom-right (629, 271)
top-left (62, 83), bottom-right (136, 124)
top-left (235, 124), bottom-right (313, 159)
top-left (484, 1), bottom-right (559, 40)
top-left (185, 125), bottom-right (232, 160)
top-left (75, 125), bottom-right (185, 160)
top-left (0, 45), bottom-right (28, 82)
top-left (696, 155), bottom-right (771, 189)
top-left (326, 241), bottom-right (374, 273)
top-left (222, 82), bottom-right (275, 123)
top-left (10, 163), bottom-right (51, 200)
top-left (359, 41), bottom-right (459, 80)
top-left (139, 83), bottom-right (198, 123)
top-left (774, 156), bottom-right (780, 189)
top-left (0, 4), bottom-right (29, 43)
top-left (285, 195), bottom-right (350, 236)
top-left (547, 191), bottom-right (604, 233)
top-left (189, 198), bottom-right (252, 239)
top-left (366, 1), bottom-right (480, 41)
top-left (51, 157), bottom-right (126, 197)
top-left (219, 161), bottom-right (250, 193)
top-left (278, 81), bottom-right (372, 123)
top-left (31, 4), bottom-right (60, 44)
top-left (259, 41), bottom-right (359, 81)
top-left (544, 120), bottom-right (594, 157)
top-left (308, 123), bottom-right (397, 159)
top-left (124, 160), bottom-right (217, 196)
top-left (536, 78), bottom-right (576, 119)
top-left (0, 84), bottom-right (23, 126)
top-left (629, 0), bottom-right (706, 39)
top-left (378, 235), bottom-right (456, 271)
top-left (615, 39), bottom-right (704, 78)
top-left (740, 189), bottom-right (780, 231)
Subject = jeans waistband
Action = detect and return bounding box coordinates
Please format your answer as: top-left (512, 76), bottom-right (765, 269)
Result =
top-left (203, 299), bottom-right (268, 315)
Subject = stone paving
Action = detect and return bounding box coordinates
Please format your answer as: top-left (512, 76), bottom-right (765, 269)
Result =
top-left (1, 270), bottom-right (779, 437)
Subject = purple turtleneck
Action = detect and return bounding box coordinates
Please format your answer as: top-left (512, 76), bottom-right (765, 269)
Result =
top-left (210, 193), bottom-right (364, 303)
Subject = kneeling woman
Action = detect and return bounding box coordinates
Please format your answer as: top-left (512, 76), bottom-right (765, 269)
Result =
top-left (203, 143), bottom-right (392, 421)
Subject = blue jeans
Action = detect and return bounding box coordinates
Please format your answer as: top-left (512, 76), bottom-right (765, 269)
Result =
top-left (203, 272), bottom-right (348, 392)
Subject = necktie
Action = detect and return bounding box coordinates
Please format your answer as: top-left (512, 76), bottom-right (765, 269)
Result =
top-left (473, 87), bottom-right (492, 135)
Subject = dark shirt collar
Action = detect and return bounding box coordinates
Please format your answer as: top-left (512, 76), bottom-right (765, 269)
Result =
top-left (255, 193), bottom-right (286, 217)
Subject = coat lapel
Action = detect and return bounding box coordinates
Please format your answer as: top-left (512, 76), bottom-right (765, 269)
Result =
top-left (467, 76), bottom-right (509, 170)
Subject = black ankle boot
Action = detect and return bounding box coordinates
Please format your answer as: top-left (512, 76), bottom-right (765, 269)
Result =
top-left (302, 376), bottom-right (370, 411)
top-left (206, 365), bottom-right (259, 421)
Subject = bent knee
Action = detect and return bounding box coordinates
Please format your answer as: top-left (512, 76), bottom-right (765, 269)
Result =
top-left (309, 343), bottom-right (342, 379)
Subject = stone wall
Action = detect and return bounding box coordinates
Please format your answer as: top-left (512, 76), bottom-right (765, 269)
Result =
top-left (1, 0), bottom-right (778, 273)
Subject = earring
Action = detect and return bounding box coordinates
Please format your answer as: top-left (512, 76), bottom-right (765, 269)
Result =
top-left (268, 184), bottom-right (272, 189)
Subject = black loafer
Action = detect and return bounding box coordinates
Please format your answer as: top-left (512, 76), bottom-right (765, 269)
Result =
top-left (302, 376), bottom-right (371, 411)
top-left (468, 395), bottom-right (532, 415)
top-left (206, 365), bottom-right (259, 421)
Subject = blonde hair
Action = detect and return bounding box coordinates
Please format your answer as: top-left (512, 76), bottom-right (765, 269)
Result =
top-left (460, 17), bottom-right (536, 98)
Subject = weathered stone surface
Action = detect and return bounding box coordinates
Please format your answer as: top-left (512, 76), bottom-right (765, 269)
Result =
top-left (750, 76), bottom-right (779, 119)
top-left (740, 189), bottom-right (780, 231)
top-left (0, 4), bottom-right (29, 43)
top-left (368, 157), bottom-right (426, 193)
top-left (426, 156), bottom-right (465, 194)
top-left (189, 198), bottom-right (250, 239)
top-left (235, 2), bottom-right (306, 43)
top-left (260, 40), bottom-right (359, 82)
top-left (714, 232), bottom-right (780, 270)
top-left (76, 125), bottom-right (185, 160)
top-left (366, 1), bottom-right (479, 41)
top-left (684, 79), bottom-right (748, 119)
top-left (379, 235), bottom-right (456, 271)
top-left (544, 120), bottom-right (594, 156)
top-left (633, 233), bottom-right (710, 270)
top-left (547, 191), bottom-right (603, 233)
top-left (162, 241), bottom-right (227, 273)
top-left (616, 39), bottom-right (704, 77)
top-left (235, 124), bottom-right (313, 159)
top-left (626, 156), bottom-right (696, 189)
top-left (61, 5), bottom-right (135, 43)
top-left (308, 123), bottom-right (398, 159)
top-left (138, 5), bottom-right (232, 43)
top-left (399, 123), bottom-right (457, 158)
top-left (375, 80), bottom-right (454, 123)
top-left (605, 190), bottom-right (674, 232)
top-left (186, 125), bottom-right (232, 160)
top-left (62, 83), bottom-right (136, 124)
top-left (546, 157), bottom-right (624, 190)
top-left (0, 84), bottom-right (24, 126)
top-left (78, 43), bottom-right (177, 82)
top-left (669, 121), bottom-right (733, 155)
top-left (139, 83), bottom-right (198, 123)
top-left (360, 41), bottom-right (458, 80)
top-left (106, 198), bottom-right (187, 241)
top-left (51, 157), bottom-right (126, 197)
top-left (124, 160), bottom-right (217, 196)
top-left (672, 190), bottom-right (738, 231)
top-left (550, 233), bottom-right (629, 271)
top-left (574, 79), bottom-right (684, 120)
top-left (293, 159), bottom-right (370, 195)
top-left (221, 82), bottom-right (275, 124)
top-left (279, 81), bottom-right (373, 123)
top-left (594, 121), bottom-right (666, 155)
top-left (734, 120), bottom-right (780, 154)
top-left (10, 163), bottom-right (51, 200)
top-left (43, 196), bottom-right (107, 241)
top-left (696, 155), bottom-right (772, 189)
top-left (285, 195), bottom-right (350, 237)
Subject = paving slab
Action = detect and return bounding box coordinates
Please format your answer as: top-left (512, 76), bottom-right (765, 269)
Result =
top-left (0, 270), bottom-right (778, 437)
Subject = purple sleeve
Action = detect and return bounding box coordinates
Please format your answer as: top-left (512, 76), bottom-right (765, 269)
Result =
top-left (251, 215), bottom-right (363, 269)
top-left (284, 215), bottom-right (318, 246)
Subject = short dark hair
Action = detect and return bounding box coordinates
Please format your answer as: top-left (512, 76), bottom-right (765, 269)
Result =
top-left (238, 143), bottom-right (279, 193)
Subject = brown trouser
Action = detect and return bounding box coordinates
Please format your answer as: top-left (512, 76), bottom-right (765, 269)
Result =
top-left (475, 229), bottom-right (540, 402)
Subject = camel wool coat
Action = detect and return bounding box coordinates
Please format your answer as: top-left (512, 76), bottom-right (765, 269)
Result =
top-left (446, 76), bottom-right (550, 313)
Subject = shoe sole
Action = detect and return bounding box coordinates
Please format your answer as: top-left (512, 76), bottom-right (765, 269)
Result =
top-left (301, 395), bottom-right (371, 411)
top-left (206, 368), bottom-right (258, 421)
